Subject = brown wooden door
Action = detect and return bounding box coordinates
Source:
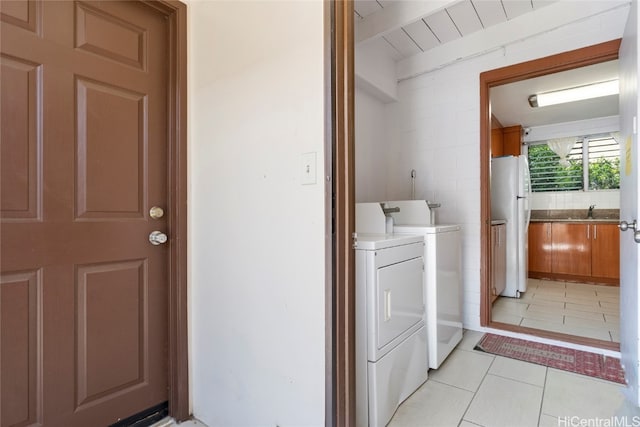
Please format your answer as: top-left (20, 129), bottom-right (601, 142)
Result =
top-left (551, 223), bottom-right (591, 276)
top-left (528, 222), bottom-right (552, 274)
top-left (591, 224), bottom-right (621, 280)
top-left (1, 2), bottom-right (170, 426)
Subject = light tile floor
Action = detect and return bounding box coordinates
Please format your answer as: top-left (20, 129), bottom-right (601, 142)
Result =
top-left (164, 330), bottom-right (640, 427)
top-left (387, 330), bottom-right (640, 427)
top-left (153, 418), bottom-right (206, 427)
top-left (491, 278), bottom-right (619, 342)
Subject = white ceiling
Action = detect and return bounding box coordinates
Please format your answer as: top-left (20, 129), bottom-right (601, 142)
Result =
top-left (490, 60), bottom-right (619, 128)
top-left (354, 0), bottom-right (555, 60)
top-left (354, 0), bottom-right (620, 129)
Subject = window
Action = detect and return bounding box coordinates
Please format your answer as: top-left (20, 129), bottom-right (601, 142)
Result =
top-left (587, 136), bottom-right (620, 190)
top-left (528, 135), bottom-right (620, 192)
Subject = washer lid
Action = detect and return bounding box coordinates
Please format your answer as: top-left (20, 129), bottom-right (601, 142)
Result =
top-left (354, 233), bottom-right (424, 250)
top-left (395, 224), bottom-right (461, 234)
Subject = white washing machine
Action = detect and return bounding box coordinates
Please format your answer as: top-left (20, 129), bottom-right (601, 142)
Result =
top-left (355, 233), bottom-right (428, 427)
top-left (383, 199), bottom-right (463, 370)
top-left (393, 224), bottom-right (463, 369)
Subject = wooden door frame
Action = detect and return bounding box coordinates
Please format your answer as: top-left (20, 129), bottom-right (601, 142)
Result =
top-left (330, 1), bottom-right (355, 426)
top-left (144, 0), bottom-right (189, 421)
top-left (479, 39), bottom-right (620, 351)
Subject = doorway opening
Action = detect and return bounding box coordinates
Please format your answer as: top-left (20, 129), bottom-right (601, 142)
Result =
top-left (480, 39), bottom-right (621, 351)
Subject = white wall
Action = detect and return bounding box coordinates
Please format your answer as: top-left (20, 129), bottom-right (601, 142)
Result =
top-left (188, 1), bottom-right (326, 425)
top-left (355, 38), bottom-right (398, 102)
top-left (531, 190), bottom-right (620, 210)
top-left (366, 5), bottom-right (628, 329)
top-left (355, 88), bottom-right (391, 202)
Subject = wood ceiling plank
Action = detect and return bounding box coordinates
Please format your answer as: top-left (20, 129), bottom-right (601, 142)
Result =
top-left (355, 0), bottom-right (453, 44)
top-left (447, 0), bottom-right (483, 36)
top-left (384, 28), bottom-right (422, 57)
top-left (354, 0), bottom-right (383, 19)
top-left (403, 19), bottom-right (439, 52)
top-left (424, 9), bottom-right (461, 44)
top-left (471, 0), bottom-right (507, 28)
top-left (502, 0), bottom-right (534, 20)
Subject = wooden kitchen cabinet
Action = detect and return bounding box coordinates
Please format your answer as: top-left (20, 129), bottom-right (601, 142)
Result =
top-left (491, 125), bottom-right (521, 157)
top-left (491, 128), bottom-right (504, 157)
top-left (551, 223), bottom-right (591, 276)
top-left (528, 222), bottom-right (552, 273)
top-left (591, 223), bottom-right (620, 280)
top-left (491, 223), bottom-right (507, 302)
top-left (502, 125), bottom-right (522, 156)
top-left (528, 221), bottom-right (620, 284)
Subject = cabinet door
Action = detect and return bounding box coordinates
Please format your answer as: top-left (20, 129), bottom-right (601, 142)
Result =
top-left (490, 226), bottom-right (497, 298)
top-left (591, 224), bottom-right (620, 280)
top-left (528, 222), bottom-right (552, 273)
top-left (494, 224), bottom-right (507, 296)
top-left (551, 223), bottom-right (591, 276)
top-left (491, 128), bottom-right (504, 158)
top-left (502, 125), bottom-right (522, 156)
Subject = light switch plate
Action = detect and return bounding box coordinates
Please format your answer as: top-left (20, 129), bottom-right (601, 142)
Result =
top-left (301, 152), bottom-right (317, 185)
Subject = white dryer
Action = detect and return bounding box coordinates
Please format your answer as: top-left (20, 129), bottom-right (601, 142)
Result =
top-left (355, 233), bottom-right (428, 427)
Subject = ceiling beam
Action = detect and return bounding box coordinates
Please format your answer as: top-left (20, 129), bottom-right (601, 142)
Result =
top-left (355, 0), bottom-right (455, 44)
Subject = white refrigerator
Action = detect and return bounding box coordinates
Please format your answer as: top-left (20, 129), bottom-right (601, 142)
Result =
top-left (491, 155), bottom-right (531, 298)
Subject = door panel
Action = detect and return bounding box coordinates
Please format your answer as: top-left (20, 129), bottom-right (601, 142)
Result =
top-left (0, 0), bottom-right (39, 33)
top-left (619, 0), bottom-right (640, 406)
top-left (1, 1), bottom-right (170, 425)
top-left (0, 55), bottom-right (41, 220)
top-left (0, 270), bottom-right (42, 427)
top-left (75, 78), bottom-right (146, 219)
top-left (75, 260), bottom-right (147, 408)
top-left (74, 1), bottom-right (147, 70)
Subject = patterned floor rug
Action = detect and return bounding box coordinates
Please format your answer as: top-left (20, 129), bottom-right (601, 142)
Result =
top-left (474, 333), bottom-right (626, 384)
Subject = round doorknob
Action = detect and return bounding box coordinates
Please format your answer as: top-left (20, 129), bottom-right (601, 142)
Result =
top-left (619, 220), bottom-right (637, 232)
top-left (149, 231), bottom-right (168, 245)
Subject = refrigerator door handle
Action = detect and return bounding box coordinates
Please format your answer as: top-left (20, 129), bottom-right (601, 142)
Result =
top-left (516, 195), bottom-right (531, 228)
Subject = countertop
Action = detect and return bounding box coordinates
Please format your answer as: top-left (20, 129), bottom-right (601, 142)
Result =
top-left (530, 209), bottom-right (619, 224)
top-left (529, 218), bottom-right (619, 223)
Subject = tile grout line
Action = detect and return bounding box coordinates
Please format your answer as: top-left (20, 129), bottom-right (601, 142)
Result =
top-left (457, 353), bottom-right (498, 426)
top-left (494, 279), bottom-right (619, 342)
top-left (537, 365), bottom-right (553, 424)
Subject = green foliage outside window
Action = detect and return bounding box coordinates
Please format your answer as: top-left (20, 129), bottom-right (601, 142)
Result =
top-left (528, 142), bottom-right (620, 192)
top-left (528, 144), bottom-right (582, 192)
top-left (589, 157), bottom-right (620, 190)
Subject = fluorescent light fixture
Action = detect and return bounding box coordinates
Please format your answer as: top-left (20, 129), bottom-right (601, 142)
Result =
top-left (528, 79), bottom-right (619, 108)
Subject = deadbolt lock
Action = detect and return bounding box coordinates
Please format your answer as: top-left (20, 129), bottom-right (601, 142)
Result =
top-left (150, 206), bottom-right (164, 219)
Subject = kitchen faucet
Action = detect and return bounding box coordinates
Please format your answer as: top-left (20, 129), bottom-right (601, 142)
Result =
top-left (588, 204), bottom-right (595, 219)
